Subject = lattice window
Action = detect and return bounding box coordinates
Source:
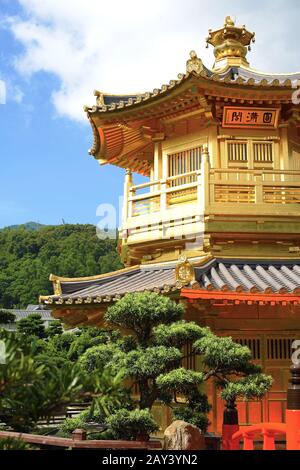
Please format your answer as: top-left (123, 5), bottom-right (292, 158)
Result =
top-left (234, 338), bottom-right (261, 360)
top-left (253, 142), bottom-right (273, 163)
top-left (267, 338), bottom-right (295, 360)
top-left (227, 141), bottom-right (248, 162)
top-left (168, 147), bottom-right (202, 186)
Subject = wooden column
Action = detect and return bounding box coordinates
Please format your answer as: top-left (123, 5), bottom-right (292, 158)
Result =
top-left (122, 168), bottom-right (133, 223)
top-left (286, 364), bottom-right (300, 450)
top-left (222, 401), bottom-right (239, 450)
top-left (199, 145), bottom-right (210, 213)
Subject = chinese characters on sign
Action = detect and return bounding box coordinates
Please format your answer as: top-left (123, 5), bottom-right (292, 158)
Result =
top-left (222, 107), bottom-right (279, 129)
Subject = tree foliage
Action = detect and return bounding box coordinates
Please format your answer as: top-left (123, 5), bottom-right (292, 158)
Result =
top-left (0, 290), bottom-right (273, 438)
top-left (106, 409), bottom-right (159, 441)
top-left (0, 310), bottom-right (16, 324)
top-left (0, 332), bottom-right (87, 431)
top-left (103, 293), bottom-right (272, 431)
top-left (0, 224), bottom-right (123, 308)
top-left (193, 331), bottom-right (272, 406)
top-left (17, 313), bottom-right (47, 339)
top-left (104, 293), bottom-right (210, 431)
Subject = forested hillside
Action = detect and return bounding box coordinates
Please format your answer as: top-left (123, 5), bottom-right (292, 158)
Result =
top-left (0, 224), bottom-right (123, 308)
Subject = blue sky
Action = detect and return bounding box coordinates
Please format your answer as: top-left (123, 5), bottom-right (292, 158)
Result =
top-left (0, 0), bottom-right (299, 228)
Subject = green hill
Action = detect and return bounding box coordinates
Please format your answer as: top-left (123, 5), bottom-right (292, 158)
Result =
top-left (0, 224), bottom-right (123, 308)
top-left (5, 222), bottom-right (45, 231)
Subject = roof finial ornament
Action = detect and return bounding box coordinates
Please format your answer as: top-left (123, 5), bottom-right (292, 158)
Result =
top-left (224, 15), bottom-right (235, 27)
top-left (206, 16), bottom-right (255, 71)
top-left (186, 50), bottom-right (203, 74)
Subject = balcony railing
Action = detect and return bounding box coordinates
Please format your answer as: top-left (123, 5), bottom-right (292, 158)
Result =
top-left (121, 154), bottom-right (300, 243)
top-left (125, 169), bottom-right (300, 218)
top-left (129, 170), bottom-right (200, 217)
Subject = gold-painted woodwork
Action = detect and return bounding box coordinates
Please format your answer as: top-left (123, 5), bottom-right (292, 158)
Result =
top-left (208, 16), bottom-right (255, 70)
top-left (175, 256), bottom-right (195, 285)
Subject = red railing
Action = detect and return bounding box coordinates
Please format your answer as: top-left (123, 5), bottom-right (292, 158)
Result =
top-left (231, 424), bottom-right (287, 450)
top-left (224, 365), bottom-right (300, 451)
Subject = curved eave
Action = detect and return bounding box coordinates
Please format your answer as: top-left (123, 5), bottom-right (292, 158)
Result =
top-left (85, 67), bottom-right (300, 176)
top-left (87, 118), bottom-right (153, 175)
top-left (85, 68), bottom-right (300, 119)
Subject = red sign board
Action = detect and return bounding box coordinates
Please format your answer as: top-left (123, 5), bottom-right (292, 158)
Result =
top-left (222, 107), bottom-right (279, 129)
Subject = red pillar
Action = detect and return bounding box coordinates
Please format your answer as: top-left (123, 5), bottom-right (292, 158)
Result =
top-left (222, 402), bottom-right (239, 450)
top-left (286, 365), bottom-right (300, 451)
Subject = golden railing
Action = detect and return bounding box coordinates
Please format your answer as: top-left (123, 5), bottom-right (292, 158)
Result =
top-left (123, 168), bottom-right (300, 220)
top-left (129, 171), bottom-right (200, 217)
top-left (209, 169), bottom-right (300, 206)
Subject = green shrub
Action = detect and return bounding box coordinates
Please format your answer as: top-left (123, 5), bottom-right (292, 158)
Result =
top-left (60, 416), bottom-right (87, 434)
top-left (0, 437), bottom-right (33, 450)
top-left (59, 408), bottom-right (107, 435)
top-left (0, 310), bottom-right (15, 324)
top-left (79, 344), bottom-right (118, 373)
top-left (106, 409), bottom-right (159, 441)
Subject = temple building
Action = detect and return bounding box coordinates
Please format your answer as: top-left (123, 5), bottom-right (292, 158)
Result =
top-left (40, 16), bottom-right (300, 432)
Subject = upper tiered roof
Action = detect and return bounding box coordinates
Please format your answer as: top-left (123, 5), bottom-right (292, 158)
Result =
top-left (84, 16), bottom-right (300, 175)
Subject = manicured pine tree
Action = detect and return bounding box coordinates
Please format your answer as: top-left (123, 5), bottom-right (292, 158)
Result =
top-left (104, 293), bottom-right (272, 432)
top-left (17, 313), bottom-right (47, 339)
top-left (193, 332), bottom-right (273, 426)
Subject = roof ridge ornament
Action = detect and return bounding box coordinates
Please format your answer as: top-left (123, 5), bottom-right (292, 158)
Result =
top-left (186, 50), bottom-right (203, 74)
top-left (176, 256), bottom-right (195, 286)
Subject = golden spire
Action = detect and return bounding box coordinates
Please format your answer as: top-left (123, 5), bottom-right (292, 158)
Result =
top-left (206, 16), bottom-right (255, 71)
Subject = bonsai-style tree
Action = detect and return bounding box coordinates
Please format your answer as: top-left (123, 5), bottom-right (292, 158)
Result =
top-left (47, 320), bottom-right (63, 337)
top-left (193, 330), bottom-right (273, 425)
top-left (0, 310), bottom-right (15, 325)
top-left (85, 293), bottom-right (212, 432)
top-left (80, 293), bottom-right (272, 436)
top-left (17, 313), bottom-right (47, 339)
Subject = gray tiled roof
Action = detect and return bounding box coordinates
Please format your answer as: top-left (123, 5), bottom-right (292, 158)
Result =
top-left (219, 66), bottom-right (300, 87)
top-left (195, 259), bottom-right (300, 294)
top-left (43, 259), bottom-right (300, 306)
top-left (7, 308), bottom-right (53, 321)
top-left (65, 268), bottom-right (176, 299)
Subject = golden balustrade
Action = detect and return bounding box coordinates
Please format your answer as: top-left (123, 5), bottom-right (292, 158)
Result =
top-left (121, 164), bottom-right (300, 245)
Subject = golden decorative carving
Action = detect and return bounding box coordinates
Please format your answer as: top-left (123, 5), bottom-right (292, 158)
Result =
top-left (53, 279), bottom-right (62, 296)
top-left (224, 16), bottom-right (235, 27)
top-left (94, 90), bottom-right (105, 107)
top-left (206, 16), bottom-right (255, 69)
top-left (186, 51), bottom-right (203, 75)
top-left (175, 256), bottom-right (195, 286)
top-left (87, 114), bottom-right (100, 156)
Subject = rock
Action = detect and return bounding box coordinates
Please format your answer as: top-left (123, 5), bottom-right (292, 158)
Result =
top-left (163, 420), bottom-right (205, 450)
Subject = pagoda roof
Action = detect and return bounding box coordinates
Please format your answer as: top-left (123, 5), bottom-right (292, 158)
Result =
top-left (41, 258), bottom-right (300, 308)
top-left (85, 62), bottom-right (300, 175)
top-left (83, 16), bottom-right (300, 175)
top-left (87, 66), bottom-right (300, 116)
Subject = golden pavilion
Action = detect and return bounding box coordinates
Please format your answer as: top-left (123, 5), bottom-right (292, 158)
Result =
top-left (40, 16), bottom-right (300, 431)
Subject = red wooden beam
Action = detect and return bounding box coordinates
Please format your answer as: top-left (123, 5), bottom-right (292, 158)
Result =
top-left (181, 288), bottom-right (300, 305)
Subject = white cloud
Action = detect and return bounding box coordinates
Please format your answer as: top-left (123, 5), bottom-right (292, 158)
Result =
top-left (5, 0), bottom-right (300, 122)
